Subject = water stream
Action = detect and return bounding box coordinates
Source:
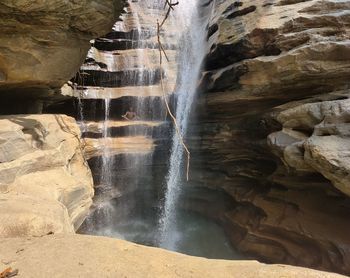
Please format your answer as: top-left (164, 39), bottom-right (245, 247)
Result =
top-left (157, 0), bottom-right (211, 250)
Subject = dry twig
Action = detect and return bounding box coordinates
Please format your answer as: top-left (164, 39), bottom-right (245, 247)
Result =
top-left (0, 268), bottom-right (18, 278)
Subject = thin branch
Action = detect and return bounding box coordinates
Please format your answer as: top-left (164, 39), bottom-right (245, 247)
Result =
top-left (157, 3), bottom-right (191, 181)
top-left (159, 1), bottom-right (179, 28)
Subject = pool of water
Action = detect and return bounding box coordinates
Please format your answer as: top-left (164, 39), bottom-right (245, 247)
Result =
top-left (80, 189), bottom-right (243, 260)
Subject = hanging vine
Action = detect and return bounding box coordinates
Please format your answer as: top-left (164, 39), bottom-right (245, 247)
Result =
top-left (157, 0), bottom-right (191, 181)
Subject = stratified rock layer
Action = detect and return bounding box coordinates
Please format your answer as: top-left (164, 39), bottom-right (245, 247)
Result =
top-left (190, 0), bottom-right (350, 275)
top-left (0, 115), bottom-right (93, 237)
top-left (0, 235), bottom-right (346, 278)
top-left (0, 0), bottom-right (125, 96)
top-left (52, 0), bottom-right (177, 210)
top-left (269, 97), bottom-right (350, 196)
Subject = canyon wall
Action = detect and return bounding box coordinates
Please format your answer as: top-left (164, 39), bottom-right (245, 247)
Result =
top-left (0, 0), bottom-right (125, 114)
top-left (189, 0), bottom-right (350, 275)
top-left (0, 114), bottom-right (93, 237)
top-left (0, 1), bottom-right (125, 236)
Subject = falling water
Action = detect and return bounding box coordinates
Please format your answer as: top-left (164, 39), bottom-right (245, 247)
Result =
top-left (78, 0), bottom-right (238, 258)
top-left (101, 98), bottom-right (112, 187)
top-left (158, 0), bottom-right (211, 249)
top-left (80, 0), bottom-right (170, 233)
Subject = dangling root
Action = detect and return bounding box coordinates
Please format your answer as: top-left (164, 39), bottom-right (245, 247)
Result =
top-left (156, 2), bottom-right (191, 181)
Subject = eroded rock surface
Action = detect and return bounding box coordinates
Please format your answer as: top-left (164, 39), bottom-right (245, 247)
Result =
top-left (269, 97), bottom-right (350, 196)
top-left (190, 0), bottom-right (350, 275)
top-left (47, 1), bottom-right (178, 213)
top-left (0, 235), bottom-right (346, 278)
top-left (0, 0), bottom-right (125, 96)
top-left (0, 115), bottom-right (93, 237)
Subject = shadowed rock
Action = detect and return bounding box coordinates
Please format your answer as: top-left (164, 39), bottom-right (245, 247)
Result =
top-left (0, 0), bottom-right (125, 95)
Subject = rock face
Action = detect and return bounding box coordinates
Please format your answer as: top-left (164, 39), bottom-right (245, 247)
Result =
top-left (0, 235), bottom-right (346, 278)
top-left (0, 115), bottom-right (93, 237)
top-left (46, 0), bottom-right (178, 216)
top-left (269, 97), bottom-right (350, 196)
top-left (0, 0), bottom-right (125, 96)
top-left (190, 0), bottom-right (350, 275)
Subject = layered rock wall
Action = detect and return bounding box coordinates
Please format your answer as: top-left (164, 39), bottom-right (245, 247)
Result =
top-left (190, 0), bottom-right (350, 275)
top-left (0, 0), bottom-right (125, 236)
top-left (0, 0), bottom-right (125, 99)
top-left (0, 115), bottom-right (93, 237)
top-left (49, 0), bottom-right (178, 209)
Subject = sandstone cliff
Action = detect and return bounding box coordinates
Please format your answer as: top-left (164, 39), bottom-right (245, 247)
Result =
top-left (0, 115), bottom-right (93, 237)
top-left (190, 0), bottom-right (350, 275)
top-left (0, 0), bottom-right (125, 98)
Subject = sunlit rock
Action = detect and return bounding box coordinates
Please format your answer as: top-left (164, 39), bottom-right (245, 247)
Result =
top-left (0, 115), bottom-right (93, 237)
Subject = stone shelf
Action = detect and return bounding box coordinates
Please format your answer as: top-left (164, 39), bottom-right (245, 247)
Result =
top-left (65, 84), bottom-right (176, 99)
top-left (84, 136), bottom-right (155, 159)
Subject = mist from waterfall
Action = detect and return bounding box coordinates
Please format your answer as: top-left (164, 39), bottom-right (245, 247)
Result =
top-left (158, 0), bottom-right (211, 249)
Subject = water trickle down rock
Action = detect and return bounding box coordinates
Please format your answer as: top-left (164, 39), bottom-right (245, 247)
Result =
top-left (68, 0), bottom-right (179, 236)
top-left (0, 0), bottom-right (125, 95)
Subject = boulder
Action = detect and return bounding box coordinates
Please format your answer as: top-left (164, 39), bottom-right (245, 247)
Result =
top-left (305, 136), bottom-right (350, 197)
top-left (0, 0), bottom-right (125, 95)
top-left (0, 114), bottom-right (93, 237)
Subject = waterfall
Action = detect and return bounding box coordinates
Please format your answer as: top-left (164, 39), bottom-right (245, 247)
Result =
top-left (101, 98), bottom-right (112, 188)
top-left (78, 0), bottom-right (214, 252)
top-left (77, 0), bottom-right (171, 235)
top-left (158, 0), bottom-right (210, 249)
